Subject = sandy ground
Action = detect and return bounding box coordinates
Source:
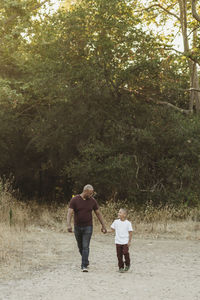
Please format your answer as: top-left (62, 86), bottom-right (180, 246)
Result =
top-left (0, 230), bottom-right (200, 300)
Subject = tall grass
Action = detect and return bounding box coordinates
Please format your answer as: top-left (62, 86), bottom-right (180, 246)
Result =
top-left (0, 180), bottom-right (200, 270)
top-left (1, 184), bottom-right (200, 235)
top-left (0, 182), bottom-right (68, 274)
top-left (99, 200), bottom-right (200, 239)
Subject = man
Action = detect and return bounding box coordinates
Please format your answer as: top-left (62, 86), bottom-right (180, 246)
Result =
top-left (67, 184), bottom-right (107, 272)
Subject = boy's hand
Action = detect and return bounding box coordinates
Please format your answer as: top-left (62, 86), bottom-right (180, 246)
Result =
top-left (128, 241), bottom-right (131, 247)
top-left (107, 228), bottom-right (115, 233)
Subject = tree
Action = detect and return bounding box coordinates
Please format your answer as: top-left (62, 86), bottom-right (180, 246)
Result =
top-left (1, 0), bottom-right (200, 206)
top-left (136, 0), bottom-right (200, 113)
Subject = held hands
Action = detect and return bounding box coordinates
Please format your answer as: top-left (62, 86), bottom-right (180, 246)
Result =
top-left (67, 227), bottom-right (73, 233)
top-left (68, 226), bottom-right (107, 233)
top-left (101, 227), bottom-right (107, 234)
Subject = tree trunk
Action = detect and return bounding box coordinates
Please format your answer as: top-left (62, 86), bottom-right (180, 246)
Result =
top-left (179, 0), bottom-right (200, 113)
top-left (192, 28), bottom-right (200, 112)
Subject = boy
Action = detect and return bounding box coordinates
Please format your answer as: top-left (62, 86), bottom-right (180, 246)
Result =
top-left (110, 208), bottom-right (133, 273)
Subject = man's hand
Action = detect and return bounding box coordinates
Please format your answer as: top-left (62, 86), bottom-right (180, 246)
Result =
top-left (101, 227), bottom-right (107, 234)
top-left (127, 241), bottom-right (131, 247)
top-left (94, 209), bottom-right (107, 234)
top-left (67, 208), bottom-right (74, 233)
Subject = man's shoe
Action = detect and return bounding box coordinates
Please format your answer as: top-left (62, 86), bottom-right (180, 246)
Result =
top-left (124, 265), bottom-right (130, 271)
top-left (119, 268), bottom-right (124, 273)
top-left (82, 267), bottom-right (88, 272)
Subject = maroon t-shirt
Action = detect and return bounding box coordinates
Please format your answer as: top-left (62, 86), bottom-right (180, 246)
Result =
top-left (69, 195), bottom-right (99, 226)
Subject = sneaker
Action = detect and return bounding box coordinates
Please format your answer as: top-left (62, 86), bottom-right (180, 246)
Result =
top-left (82, 267), bottom-right (88, 272)
top-left (124, 265), bottom-right (130, 271)
top-left (119, 268), bottom-right (124, 273)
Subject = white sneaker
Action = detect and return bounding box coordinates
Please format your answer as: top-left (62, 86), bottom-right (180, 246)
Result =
top-left (82, 267), bottom-right (88, 272)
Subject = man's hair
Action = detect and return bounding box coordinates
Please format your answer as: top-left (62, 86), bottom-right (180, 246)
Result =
top-left (83, 184), bottom-right (94, 191)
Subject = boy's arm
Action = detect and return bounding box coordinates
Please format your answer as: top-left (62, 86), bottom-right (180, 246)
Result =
top-left (107, 228), bottom-right (115, 233)
top-left (128, 231), bottom-right (133, 247)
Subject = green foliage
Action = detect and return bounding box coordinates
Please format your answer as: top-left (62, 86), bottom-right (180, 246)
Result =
top-left (0, 78), bottom-right (24, 106)
top-left (65, 101), bottom-right (200, 206)
top-left (0, 0), bottom-right (199, 207)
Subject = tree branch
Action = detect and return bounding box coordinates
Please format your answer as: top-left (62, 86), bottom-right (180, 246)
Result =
top-left (186, 88), bottom-right (200, 92)
top-left (140, 4), bottom-right (180, 21)
top-left (191, 0), bottom-right (200, 22)
top-left (187, 25), bottom-right (200, 37)
top-left (158, 46), bottom-right (200, 66)
top-left (156, 101), bottom-right (192, 114)
top-left (133, 155), bottom-right (139, 177)
top-left (123, 87), bottom-right (194, 114)
top-left (2, 0), bottom-right (49, 27)
top-left (161, 46), bottom-right (183, 54)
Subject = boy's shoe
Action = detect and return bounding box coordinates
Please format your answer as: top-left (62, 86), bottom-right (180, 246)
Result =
top-left (82, 267), bottom-right (88, 272)
top-left (119, 268), bottom-right (124, 273)
top-left (124, 265), bottom-right (130, 271)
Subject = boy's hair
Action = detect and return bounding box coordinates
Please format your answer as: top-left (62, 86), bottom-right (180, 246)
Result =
top-left (120, 208), bottom-right (127, 216)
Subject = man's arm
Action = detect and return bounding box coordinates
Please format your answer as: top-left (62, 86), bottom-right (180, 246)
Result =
top-left (128, 231), bottom-right (133, 247)
top-left (94, 209), bottom-right (107, 233)
top-left (67, 208), bottom-right (74, 232)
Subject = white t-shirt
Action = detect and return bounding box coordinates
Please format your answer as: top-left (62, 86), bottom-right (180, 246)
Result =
top-left (111, 219), bottom-right (133, 245)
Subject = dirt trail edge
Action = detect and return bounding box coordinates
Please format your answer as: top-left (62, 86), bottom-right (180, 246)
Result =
top-left (0, 233), bottom-right (200, 300)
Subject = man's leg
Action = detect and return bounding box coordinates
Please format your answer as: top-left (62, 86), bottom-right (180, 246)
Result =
top-left (81, 226), bottom-right (93, 269)
top-left (116, 244), bottom-right (124, 269)
top-left (74, 226), bottom-right (83, 256)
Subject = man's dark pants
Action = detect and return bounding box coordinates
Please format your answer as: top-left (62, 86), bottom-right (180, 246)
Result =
top-left (74, 225), bottom-right (93, 269)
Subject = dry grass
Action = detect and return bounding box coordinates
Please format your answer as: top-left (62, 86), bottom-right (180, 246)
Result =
top-left (99, 200), bottom-right (200, 240)
top-left (0, 187), bottom-right (69, 278)
top-left (0, 184), bottom-right (200, 278)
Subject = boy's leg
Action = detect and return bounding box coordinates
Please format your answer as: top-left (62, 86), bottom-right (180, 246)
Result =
top-left (123, 244), bottom-right (130, 267)
top-left (116, 244), bottom-right (124, 269)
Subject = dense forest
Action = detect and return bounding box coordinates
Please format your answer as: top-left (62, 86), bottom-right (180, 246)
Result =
top-left (1, 0), bottom-right (200, 207)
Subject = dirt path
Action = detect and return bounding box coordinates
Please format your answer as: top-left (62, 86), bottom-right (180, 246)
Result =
top-left (0, 232), bottom-right (200, 300)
